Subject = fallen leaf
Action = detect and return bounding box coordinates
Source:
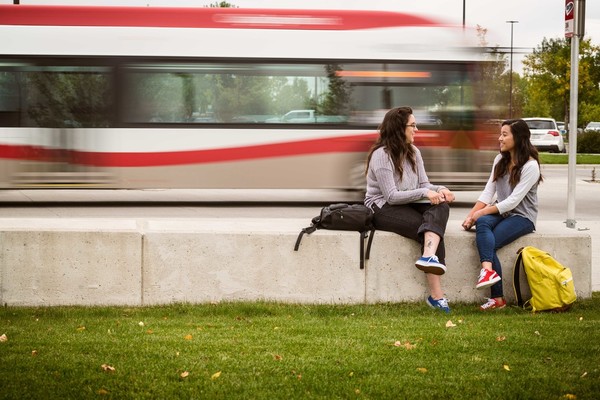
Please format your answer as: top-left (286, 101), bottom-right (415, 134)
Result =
top-left (211, 371), bottom-right (222, 380)
top-left (76, 326), bottom-right (86, 332)
top-left (580, 372), bottom-right (588, 378)
top-left (349, 371), bottom-right (354, 377)
top-left (393, 340), bottom-right (416, 349)
top-left (355, 389), bottom-right (361, 395)
top-left (496, 336), bottom-right (506, 342)
top-left (101, 364), bottom-right (115, 372)
top-left (534, 331), bottom-right (541, 336)
top-left (180, 371), bottom-right (190, 379)
top-left (416, 367), bottom-right (428, 373)
top-left (31, 350), bottom-right (38, 356)
top-left (146, 329), bottom-right (153, 335)
top-left (273, 354), bottom-right (283, 361)
top-left (0, 334), bottom-right (7, 342)
top-left (138, 321), bottom-right (145, 327)
top-left (184, 334), bottom-right (193, 340)
top-left (446, 320), bottom-right (457, 328)
top-left (563, 394), bottom-right (577, 399)
top-left (503, 364), bottom-right (510, 371)
top-left (97, 388), bottom-right (109, 395)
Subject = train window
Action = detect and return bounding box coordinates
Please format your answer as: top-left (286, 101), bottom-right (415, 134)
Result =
top-left (0, 64), bottom-right (113, 128)
top-left (121, 62), bottom-right (351, 125)
top-left (344, 63), bottom-right (475, 129)
top-left (0, 70), bottom-right (19, 126)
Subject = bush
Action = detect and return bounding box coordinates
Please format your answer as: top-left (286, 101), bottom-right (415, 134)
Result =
top-left (577, 131), bottom-right (600, 153)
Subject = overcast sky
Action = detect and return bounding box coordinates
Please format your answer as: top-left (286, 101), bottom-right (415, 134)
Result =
top-left (3, 0), bottom-right (599, 72)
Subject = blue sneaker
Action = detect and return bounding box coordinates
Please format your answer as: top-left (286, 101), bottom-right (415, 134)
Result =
top-left (427, 296), bottom-right (451, 313)
top-left (415, 255), bottom-right (447, 275)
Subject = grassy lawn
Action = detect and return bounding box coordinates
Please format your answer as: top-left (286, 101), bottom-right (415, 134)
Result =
top-left (539, 153), bottom-right (600, 164)
top-left (1, 297), bottom-right (599, 399)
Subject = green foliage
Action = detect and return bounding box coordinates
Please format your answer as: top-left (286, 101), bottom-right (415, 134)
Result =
top-left (522, 37), bottom-right (600, 124)
top-left (1, 299), bottom-right (599, 399)
top-left (474, 25), bottom-right (525, 119)
top-left (319, 64), bottom-right (352, 115)
top-left (577, 131), bottom-right (600, 154)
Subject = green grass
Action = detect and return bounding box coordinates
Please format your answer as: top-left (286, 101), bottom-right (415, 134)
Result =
top-left (1, 297), bottom-right (599, 399)
top-left (539, 153), bottom-right (600, 164)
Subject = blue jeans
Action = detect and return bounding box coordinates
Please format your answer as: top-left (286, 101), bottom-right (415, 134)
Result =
top-left (475, 214), bottom-right (535, 298)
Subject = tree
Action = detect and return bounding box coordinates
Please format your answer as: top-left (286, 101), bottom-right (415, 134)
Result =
top-left (522, 37), bottom-right (600, 125)
top-left (318, 64), bottom-right (352, 116)
top-left (472, 25), bottom-right (521, 119)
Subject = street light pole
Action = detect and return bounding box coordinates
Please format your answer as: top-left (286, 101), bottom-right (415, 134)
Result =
top-left (506, 20), bottom-right (518, 119)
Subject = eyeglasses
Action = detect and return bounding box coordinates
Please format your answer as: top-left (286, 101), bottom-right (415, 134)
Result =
top-left (406, 123), bottom-right (418, 129)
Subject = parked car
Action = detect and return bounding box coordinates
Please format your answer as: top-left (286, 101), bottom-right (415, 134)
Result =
top-left (585, 121), bottom-right (600, 132)
top-left (556, 121), bottom-right (568, 139)
top-left (522, 118), bottom-right (566, 153)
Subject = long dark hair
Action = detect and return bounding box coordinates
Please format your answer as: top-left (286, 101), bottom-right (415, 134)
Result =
top-left (365, 106), bottom-right (416, 177)
top-left (493, 119), bottom-right (543, 186)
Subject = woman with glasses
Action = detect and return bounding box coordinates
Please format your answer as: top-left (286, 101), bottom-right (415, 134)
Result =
top-left (462, 119), bottom-right (542, 310)
top-left (364, 106), bottom-right (456, 313)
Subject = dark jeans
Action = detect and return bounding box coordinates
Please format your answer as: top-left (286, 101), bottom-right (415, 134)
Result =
top-left (372, 202), bottom-right (450, 264)
top-left (475, 214), bottom-right (535, 298)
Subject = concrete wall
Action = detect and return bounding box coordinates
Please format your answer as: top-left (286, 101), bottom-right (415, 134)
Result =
top-left (0, 218), bottom-right (592, 307)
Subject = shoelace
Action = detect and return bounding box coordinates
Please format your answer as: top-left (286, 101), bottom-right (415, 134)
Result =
top-left (481, 298), bottom-right (496, 309)
top-left (478, 269), bottom-right (489, 281)
top-left (437, 298), bottom-right (449, 308)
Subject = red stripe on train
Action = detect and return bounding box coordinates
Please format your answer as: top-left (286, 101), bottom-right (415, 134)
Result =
top-left (0, 5), bottom-right (440, 30)
top-left (0, 134), bottom-right (379, 167)
top-left (0, 129), bottom-right (488, 167)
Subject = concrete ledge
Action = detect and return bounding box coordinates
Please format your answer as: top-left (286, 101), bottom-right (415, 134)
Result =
top-left (366, 225), bottom-right (592, 304)
top-left (0, 218), bottom-right (592, 306)
top-left (0, 219), bottom-right (142, 306)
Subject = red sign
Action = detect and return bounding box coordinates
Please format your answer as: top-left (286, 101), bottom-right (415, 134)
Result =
top-left (565, 0), bottom-right (574, 38)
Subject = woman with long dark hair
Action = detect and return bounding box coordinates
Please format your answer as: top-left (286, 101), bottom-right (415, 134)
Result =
top-left (365, 106), bottom-right (456, 313)
top-left (462, 119), bottom-right (543, 310)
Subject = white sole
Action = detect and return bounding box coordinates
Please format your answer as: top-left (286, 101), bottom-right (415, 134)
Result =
top-left (475, 276), bottom-right (501, 289)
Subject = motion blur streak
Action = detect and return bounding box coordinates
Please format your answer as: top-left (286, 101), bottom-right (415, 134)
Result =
top-left (0, 4), bottom-right (501, 195)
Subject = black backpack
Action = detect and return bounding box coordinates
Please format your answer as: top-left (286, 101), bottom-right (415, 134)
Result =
top-left (294, 203), bottom-right (376, 269)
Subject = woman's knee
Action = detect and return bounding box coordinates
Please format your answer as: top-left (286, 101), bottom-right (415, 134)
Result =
top-left (475, 214), bottom-right (497, 230)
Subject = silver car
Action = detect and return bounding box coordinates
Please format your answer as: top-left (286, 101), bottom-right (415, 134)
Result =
top-left (522, 118), bottom-right (566, 153)
top-left (585, 121), bottom-right (600, 132)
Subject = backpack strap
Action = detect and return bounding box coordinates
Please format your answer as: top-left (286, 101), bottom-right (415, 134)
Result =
top-left (365, 229), bottom-right (375, 261)
top-left (358, 229), bottom-right (376, 270)
top-left (293, 225), bottom-right (317, 251)
top-left (359, 232), bottom-right (365, 269)
top-left (513, 247), bottom-right (526, 307)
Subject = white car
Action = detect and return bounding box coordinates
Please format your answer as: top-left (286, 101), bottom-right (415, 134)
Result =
top-left (522, 118), bottom-right (566, 153)
top-left (585, 121), bottom-right (600, 132)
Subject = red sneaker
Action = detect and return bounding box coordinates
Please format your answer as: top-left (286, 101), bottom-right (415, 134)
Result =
top-left (480, 297), bottom-right (507, 311)
top-left (476, 268), bottom-right (501, 289)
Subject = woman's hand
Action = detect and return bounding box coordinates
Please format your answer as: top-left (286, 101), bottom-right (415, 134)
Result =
top-left (462, 216), bottom-right (475, 230)
top-left (439, 188), bottom-right (455, 203)
top-left (426, 190), bottom-right (446, 205)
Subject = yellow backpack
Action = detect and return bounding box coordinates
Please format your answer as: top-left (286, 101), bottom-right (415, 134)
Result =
top-left (513, 246), bottom-right (577, 312)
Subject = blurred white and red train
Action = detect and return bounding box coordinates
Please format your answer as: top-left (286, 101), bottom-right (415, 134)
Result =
top-left (0, 4), bottom-right (499, 193)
